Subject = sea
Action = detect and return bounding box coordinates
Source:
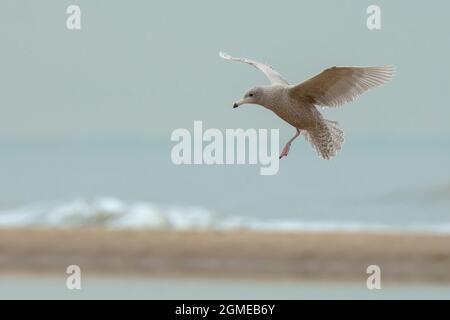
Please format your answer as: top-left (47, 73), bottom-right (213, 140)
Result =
top-left (0, 137), bottom-right (449, 233)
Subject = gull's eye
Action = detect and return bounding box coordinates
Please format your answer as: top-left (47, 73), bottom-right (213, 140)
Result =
top-left (249, 93), bottom-right (254, 97)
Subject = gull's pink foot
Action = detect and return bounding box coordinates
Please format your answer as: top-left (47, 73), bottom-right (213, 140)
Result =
top-left (279, 128), bottom-right (301, 159)
top-left (279, 143), bottom-right (291, 159)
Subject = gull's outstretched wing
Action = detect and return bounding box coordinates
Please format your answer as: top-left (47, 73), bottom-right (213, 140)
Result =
top-left (290, 65), bottom-right (395, 108)
top-left (219, 51), bottom-right (289, 85)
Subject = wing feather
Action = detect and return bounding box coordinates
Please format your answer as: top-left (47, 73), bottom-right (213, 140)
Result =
top-left (219, 51), bottom-right (289, 85)
top-left (290, 66), bottom-right (395, 107)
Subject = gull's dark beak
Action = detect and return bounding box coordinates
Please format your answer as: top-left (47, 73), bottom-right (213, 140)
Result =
top-left (233, 99), bottom-right (245, 109)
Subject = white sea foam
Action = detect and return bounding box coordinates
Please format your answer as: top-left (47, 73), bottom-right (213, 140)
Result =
top-left (1, 197), bottom-right (450, 234)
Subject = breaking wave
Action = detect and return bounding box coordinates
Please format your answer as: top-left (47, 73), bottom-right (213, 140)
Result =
top-left (1, 197), bottom-right (450, 234)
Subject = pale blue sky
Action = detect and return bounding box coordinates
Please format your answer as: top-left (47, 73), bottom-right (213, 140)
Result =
top-left (0, 1), bottom-right (449, 141)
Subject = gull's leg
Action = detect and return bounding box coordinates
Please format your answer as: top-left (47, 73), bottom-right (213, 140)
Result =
top-left (279, 128), bottom-right (301, 159)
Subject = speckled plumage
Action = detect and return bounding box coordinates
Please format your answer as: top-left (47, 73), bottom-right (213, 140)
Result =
top-left (220, 52), bottom-right (394, 159)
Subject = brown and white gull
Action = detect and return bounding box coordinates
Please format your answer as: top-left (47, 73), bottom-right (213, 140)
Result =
top-left (220, 51), bottom-right (394, 159)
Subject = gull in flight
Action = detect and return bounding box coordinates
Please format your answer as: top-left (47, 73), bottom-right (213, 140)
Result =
top-left (220, 51), bottom-right (394, 159)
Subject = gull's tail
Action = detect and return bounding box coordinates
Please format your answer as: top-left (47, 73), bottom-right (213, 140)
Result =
top-left (303, 119), bottom-right (345, 160)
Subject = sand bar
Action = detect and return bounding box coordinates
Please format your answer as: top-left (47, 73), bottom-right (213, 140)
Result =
top-left (1, 228), bottom-right (450, 282)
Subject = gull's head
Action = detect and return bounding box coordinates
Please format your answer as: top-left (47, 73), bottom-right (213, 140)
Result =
top-left (233, 87), bottom-right (264, 109)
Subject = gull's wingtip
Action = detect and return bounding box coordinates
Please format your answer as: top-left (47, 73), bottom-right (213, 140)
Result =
top-left (387, 64), bottom-right (396, 75)
top-left (219, 51), bottom-right (231, 60)
top-left (379, 64), bottom-right (396, 80)
top-left (381, 64), bottom-right (396, 72)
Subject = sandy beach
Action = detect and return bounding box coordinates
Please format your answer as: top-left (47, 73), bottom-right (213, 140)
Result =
top-left (1, 228), bottom-right (450, 283)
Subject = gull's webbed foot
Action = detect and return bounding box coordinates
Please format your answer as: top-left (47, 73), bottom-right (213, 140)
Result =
top-left (279, 143), bottom-right (291, 159)
top-left (279, 128), bottom-right (301, 160)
